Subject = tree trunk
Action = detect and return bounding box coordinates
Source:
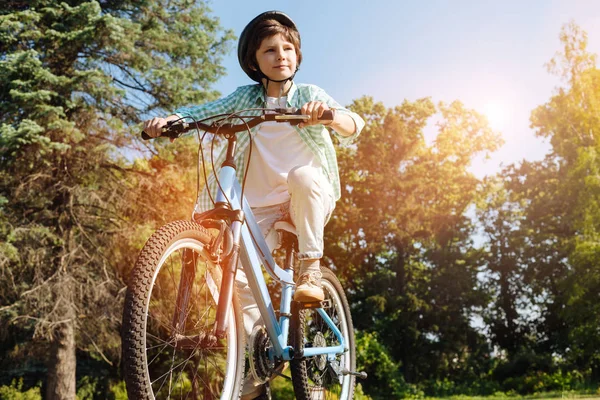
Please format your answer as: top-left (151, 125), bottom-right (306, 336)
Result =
top-left (46, 320), bottom-right (76, 400)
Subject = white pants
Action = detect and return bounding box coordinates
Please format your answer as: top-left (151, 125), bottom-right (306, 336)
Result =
top-left (236, 165), bottom-right (335, 395)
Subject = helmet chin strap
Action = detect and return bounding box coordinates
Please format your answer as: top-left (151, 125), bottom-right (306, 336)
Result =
top-left (259, 68), bottom-right (298, 99)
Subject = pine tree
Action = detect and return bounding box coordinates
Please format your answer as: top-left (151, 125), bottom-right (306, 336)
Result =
top-left (0, 1), bottom-right (233, 397)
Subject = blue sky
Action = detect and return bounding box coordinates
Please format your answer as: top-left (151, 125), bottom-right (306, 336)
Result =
top-left (206, 1), bottom-right (600, 177)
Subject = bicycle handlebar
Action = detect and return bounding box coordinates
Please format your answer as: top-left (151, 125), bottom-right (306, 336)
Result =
top-left (141, 108), bottom-right (334, 140)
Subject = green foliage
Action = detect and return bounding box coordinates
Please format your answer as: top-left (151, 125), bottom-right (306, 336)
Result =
top-left (500, 370), bottom-right (585, 394)
top-left (1, 2), bottom-right (600, 398)
top-left (327, 94), bottom-right (501, 389)
top-left (72, 376), bottom-right (128, 400)
top-left (422, 377), bottom-right (500, 398)
top-left (270, 376), bottom-right (296, 400)
top-left (356, 331), bottom-right (420, 399)
top-left (270, 373), bottom-right (373, 399)
top-left (0, 379), bottom-right (41, 400)
top-left (325, 21), bottom-right (600, 400)
top-left (478, 21), bottom-right (600, 376)
top-left (0, 0), bottom-right (234, 395)
top-left (108, 380), bottom-right (128, 400)
top-left (487, 350), bottom-right (589, 394)
top-left (472, 19), bottom-right (600, 399)
top-left (76, 376), bottom-right (97, 400)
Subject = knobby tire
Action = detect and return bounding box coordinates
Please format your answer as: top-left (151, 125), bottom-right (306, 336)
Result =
top-left (290, 267), bottom-right (356, 400)
top-left (122, 220), bottom-right (245, 400)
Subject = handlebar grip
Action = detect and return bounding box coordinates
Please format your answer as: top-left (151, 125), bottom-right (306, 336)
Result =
top-left (141, 121), bottom-right (183, 140)
top-left (319, 110), bottom-right (334, 121)
top-left (274, 108), bottom-right (334, 121)
top-left (141, 129), bottom-right (180, 140)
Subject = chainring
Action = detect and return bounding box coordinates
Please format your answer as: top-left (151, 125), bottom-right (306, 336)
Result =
top-left (248, 326), bottom-right (273, 384)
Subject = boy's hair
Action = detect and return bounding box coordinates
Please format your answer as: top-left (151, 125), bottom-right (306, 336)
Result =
top-left (242, 18), bottom-right (302, 76)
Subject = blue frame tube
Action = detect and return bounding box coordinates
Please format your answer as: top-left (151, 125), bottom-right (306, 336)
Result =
top-left (214, 165), bottom-right (344, 360)
top-left (222, 170), bottom-right (293, 357)
top-left (302, 307), bottom-right (345, 357)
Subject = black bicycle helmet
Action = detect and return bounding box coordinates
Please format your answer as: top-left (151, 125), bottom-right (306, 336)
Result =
top-left (237, 11), bottom-right (301, 83)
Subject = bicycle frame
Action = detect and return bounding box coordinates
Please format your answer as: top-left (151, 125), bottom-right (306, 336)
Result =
top-left (206, 134), bottom-right (346, 363)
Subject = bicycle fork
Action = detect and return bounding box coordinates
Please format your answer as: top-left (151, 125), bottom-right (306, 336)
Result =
top-left (215, 218), bottom-right (243, 338)
top-left (172, 248), bottom-right (197, 333)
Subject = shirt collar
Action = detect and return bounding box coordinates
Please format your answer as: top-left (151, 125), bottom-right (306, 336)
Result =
top-left (256, 81), bottom-right (298, 108)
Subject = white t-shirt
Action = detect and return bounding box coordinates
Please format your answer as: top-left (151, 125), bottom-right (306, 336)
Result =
top-left (244, 96), bottom-right (321, 207)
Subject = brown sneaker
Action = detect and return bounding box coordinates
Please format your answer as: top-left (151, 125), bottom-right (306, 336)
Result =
top-left (294, 271), bottom-right (325, 302)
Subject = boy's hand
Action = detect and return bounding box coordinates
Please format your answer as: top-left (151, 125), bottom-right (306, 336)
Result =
top-left (143, 115), bottom-right (179, 138)
top-left (298, 101), bottom-right (331, 128)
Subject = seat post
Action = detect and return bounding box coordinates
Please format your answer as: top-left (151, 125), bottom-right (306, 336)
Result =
top-left (282, 231), bottom-right (297, 272)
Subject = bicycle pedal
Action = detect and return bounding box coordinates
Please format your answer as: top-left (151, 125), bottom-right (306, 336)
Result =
top-left (295, 299), bottom-right (331, 309)
top-left (299, 301), bottom-right (321, 309)
top-left (341, 369), bottom-right (368, 379)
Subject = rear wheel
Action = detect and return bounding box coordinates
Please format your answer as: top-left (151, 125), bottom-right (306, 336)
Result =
top-left (122, 220), bottom-right (245, 399)
top-left (290, 267), bottom-right (356, 400)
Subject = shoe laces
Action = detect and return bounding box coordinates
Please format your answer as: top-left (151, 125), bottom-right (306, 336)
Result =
top-left (297, 271), bottom-right (322, 287)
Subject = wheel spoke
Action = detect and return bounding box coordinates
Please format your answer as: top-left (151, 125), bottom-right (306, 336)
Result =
top-left (290, 269), bottom-right (356, 400)
top-left (122, 222), bottom-right (242, 400)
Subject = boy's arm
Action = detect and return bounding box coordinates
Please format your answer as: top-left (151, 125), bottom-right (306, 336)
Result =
top-left (314, 87), bottom-right (365, 145)
top-left (297, 100), bottom-right (357, 137)
top-left (324, 111), bottom-right (357, 137)
top-left (143, 87), bottom-right (246, 138)
top-left (174, 86), bottom-right (244, 123)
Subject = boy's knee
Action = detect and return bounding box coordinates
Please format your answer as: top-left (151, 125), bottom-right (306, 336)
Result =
top-left (287, 165), bottom-right (319, 192)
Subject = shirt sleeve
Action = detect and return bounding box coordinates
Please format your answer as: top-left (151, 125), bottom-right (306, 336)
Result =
top-left (314, 87), bottom-right (365, 145)
top-left (175, 88), bottom-right (244, 211)
top-left (174, 86), bottom-right (244, 123)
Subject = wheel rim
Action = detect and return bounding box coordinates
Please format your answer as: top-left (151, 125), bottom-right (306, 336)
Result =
top-left (304, 278), bottom-right (353, 399)
top-left (143, 238), bottom-right (238, 399)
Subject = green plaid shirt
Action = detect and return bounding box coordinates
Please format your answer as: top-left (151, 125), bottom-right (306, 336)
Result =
top-left (174, 82), bottom-right (365, 213)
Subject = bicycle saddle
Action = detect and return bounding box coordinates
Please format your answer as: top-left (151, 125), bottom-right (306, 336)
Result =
top-left (273, 220), bottom-right (297, 235)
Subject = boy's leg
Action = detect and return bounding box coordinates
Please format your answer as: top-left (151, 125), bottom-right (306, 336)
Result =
top-left (235, 203), bottom-right (285, 337)
top-left (287, 165), bottom-right (335, 302)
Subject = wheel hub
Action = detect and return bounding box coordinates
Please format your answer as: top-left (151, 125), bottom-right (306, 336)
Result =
top-left (313, 332), bottom-right (327, 371)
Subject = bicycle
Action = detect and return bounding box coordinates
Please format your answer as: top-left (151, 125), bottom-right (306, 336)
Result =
top-left (121, 108), bottom-right (365, 399)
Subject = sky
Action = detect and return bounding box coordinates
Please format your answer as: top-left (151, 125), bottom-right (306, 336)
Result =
top-left (204, 0), bottom-right (600, 178)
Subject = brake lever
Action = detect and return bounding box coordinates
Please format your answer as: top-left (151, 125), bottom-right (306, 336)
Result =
top-left (141, 120), bottom-right (189, 140)
top-left (274, 107), bottom-right (300, 114)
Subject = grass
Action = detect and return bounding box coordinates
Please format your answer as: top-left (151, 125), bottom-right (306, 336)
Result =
top-left (424, 391), bottom-right (600, 400)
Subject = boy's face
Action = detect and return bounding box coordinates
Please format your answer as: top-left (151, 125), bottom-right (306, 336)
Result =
top-left (254, 33), bottom-right (298, 82)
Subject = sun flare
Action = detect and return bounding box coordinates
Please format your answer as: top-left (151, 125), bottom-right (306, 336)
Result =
top-left (482, 102), bottom-right (506, 130)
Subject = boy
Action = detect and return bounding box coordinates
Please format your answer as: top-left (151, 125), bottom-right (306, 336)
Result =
top-left (143, 11), bottom-right (364, 399)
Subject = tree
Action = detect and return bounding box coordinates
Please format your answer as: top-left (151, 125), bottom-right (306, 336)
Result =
top-left (324, 95), bottom-right (501, 390)
top-left (528, 21), bottom-right (600, 376)
top-left (476, 21), bottom-right (600, 383)
top-left (0, 1), bottom-right (233, 397)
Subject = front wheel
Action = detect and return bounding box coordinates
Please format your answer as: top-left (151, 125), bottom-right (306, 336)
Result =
top-left (290, 267), bottom-right (356, 400)
top-left (122, 220), bottom-right (245, 399)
